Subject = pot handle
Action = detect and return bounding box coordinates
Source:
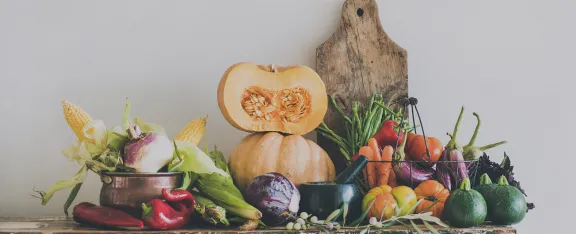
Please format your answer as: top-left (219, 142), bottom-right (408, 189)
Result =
top-left (101, 174), bottom-right (112, 184)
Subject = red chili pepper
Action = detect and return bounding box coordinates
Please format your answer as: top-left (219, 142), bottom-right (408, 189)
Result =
top-left (72, 202), bottom-right (143, 228)
top-left (162, 188), bottom-right (196, 208)
top-left (141, 188), bottom-right (196, 230)
top-left (372, 120), bottom-right (405, 148)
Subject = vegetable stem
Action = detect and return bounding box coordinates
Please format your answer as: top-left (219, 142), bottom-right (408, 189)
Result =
top-left (459, 178), bottom-right (471, 191)
top-left (497, 175), bottom-right (509, 185)
top-left (329, 96), bottom-right (352, 124)
top-left (478, 141), bottom-right (508, 151)
top-left (466, 112), bottom-right (481, 147)
top-left (447, 106), bottom-right (465, 150)
top-left (479, 173), bottom-right (493, 185)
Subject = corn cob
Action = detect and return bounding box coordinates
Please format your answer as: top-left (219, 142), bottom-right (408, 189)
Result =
top-left (174, 115), bottom-right (208, 146)
top-left (61, 100), bottom-right (93, 142)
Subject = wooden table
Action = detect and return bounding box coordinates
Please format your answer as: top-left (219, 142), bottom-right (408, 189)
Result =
top-left (0, 217), bottom-right (516, 234)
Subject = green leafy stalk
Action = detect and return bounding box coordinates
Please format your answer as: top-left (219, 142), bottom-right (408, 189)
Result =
top-left (191, 191), bottom-right (230, 226)
top-left (122, 98), bottom-right (132, 130)
top-left (194, 172), bottom-right (262, 220)
top-left (63, 183), bottom-right (83, 217)
top-left (329, 95), bottom-right (352, 124)
top-left (32, 165), bottom-right (88, 206)
top-left (169, 141), bottom-right (261, 220)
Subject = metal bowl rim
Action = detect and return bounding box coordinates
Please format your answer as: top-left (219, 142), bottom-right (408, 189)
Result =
top-left (100, 171), bottom-right (184, 177)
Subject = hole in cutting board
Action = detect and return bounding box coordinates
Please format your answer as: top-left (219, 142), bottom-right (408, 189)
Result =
top-left (357, 8), bottom-right (364, 17)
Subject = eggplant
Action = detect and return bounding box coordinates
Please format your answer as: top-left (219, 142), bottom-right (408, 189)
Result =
top-left (392, 161), bottom-right (435, 187)
top-left (435, 150), bottom-right (453, 191)
top-left (448, 149), bottom-right (469, 188)
top-left (443, 106), bottom-right (471, 189)
top-left (390, 125), bottom-right (435, 187)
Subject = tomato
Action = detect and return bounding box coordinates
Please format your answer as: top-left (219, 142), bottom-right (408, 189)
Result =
top-left (404, 133), bottom-right (444, 167)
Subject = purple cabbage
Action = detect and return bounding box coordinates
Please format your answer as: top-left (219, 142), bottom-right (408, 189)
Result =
top-left (244, 172), bottom-right (300, 226)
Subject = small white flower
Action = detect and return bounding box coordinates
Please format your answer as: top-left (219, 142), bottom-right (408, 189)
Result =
top-left (310, 216), bottom-right (318, 223)
top-left (294, 223), bottom-right (302, 230)
top-left (296, 218), bottom-right (306, 225)
top-left (286, 222), bottom-right (294, 230)
top-left (369, 217), bottom-right (378, 225)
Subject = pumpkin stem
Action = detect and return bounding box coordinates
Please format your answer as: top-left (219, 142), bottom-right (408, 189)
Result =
top-left (479, 173), bottom-right (493, 185)
top-left (497, 175), bottom-right (509, 186)
top-left (425, 196), bottom-right (438, 202)
top-left (459, 177), bottom-right (471, 191)
top-left (270, 64), bottom-right (278, 73)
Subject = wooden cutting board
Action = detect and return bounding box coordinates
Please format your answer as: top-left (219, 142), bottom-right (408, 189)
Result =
top-left (316, 0), bottom-right (408, 172)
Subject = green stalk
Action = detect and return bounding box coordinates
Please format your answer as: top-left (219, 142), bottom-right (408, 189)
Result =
top-left (339, 148), bottom-right (351, 161)
top-left (460, 178), bottom-right (471, 191)
top-left (363, 94), bottom-right (376, 125)
top-left (447, 106), bottom-right (465, 150)
top-left (461, 111), bottom-right (507, 160)
top-left (329, 95), bottom-right (352, 124)
top-left (316, 131), bottom-right (349, 154)
top-left (363, 104), bottom-right (379, 143)
top-left (353, 103), bottom-right (363, 146)
top-left (370, 105), bottom-right (385, 138)
top-left (497, 176), bottom-right (509, 185)
top-left (478, 141), bottom-right (507, 151)
top-left (466, 112), bottom-right (482, 147)
top-left (479, 173), bottom-right (493, 185)
top-left (350, 114), bottom-right (357, 155)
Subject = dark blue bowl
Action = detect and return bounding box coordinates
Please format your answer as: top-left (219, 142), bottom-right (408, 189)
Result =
top-left (298, 182), bottom-right (362, 221)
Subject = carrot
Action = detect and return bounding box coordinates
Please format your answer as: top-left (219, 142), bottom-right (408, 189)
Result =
top-left (388, 169), bottom-right (398, 187)
top-left (377, 145), bottom-right (394, 187)
top-left (367, 138), bottom-right (384, 186)
top-left (357, 146), bottom-right (377, 188)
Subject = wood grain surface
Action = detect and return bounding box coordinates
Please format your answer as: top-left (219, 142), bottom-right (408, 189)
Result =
top-left (0, 217), bottom-right (517, 234)
top-left (316, 0), bottom-right (409, 172)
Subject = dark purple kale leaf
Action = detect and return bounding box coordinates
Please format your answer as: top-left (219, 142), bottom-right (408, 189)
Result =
top-left (469, 152), bottom-right (534, 211)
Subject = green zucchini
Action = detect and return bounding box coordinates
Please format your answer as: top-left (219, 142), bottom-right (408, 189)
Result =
top-left (478, 175), bottom-right (528, 225)
top-left (443, 178), bottom-right (487, 228)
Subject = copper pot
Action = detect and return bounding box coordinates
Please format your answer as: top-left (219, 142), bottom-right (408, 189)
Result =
top-left (99, 171), bottom-right (183, 217)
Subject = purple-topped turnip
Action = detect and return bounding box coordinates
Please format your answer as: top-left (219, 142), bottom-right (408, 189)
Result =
top-left (244, 172), bottom-right (300, 226)
top-left (123, 124), bottom-right (174, 172)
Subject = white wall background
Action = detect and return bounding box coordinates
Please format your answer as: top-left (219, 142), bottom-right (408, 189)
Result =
top-left (0, 0), bottom-right (573, 233)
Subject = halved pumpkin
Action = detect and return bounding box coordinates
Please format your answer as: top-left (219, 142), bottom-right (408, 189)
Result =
top-left (217, 62), bottom-right (328, 135)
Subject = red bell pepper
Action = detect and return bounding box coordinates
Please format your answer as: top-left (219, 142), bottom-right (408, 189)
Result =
top-left (141, 188), bottom-right (196, 230)
top-left (373, 120), bottom-right (405, 148)
top-left (72, 202), bottom-right (143, 228)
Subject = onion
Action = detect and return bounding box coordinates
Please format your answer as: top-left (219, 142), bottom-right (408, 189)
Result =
top-left (123, 124), bottom-right (174, 172)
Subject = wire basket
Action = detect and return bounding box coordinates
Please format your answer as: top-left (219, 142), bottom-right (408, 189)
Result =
top-left (353, 97), bottom-right (479, 192)
top-left (358, 159), bottom-right (480, 190)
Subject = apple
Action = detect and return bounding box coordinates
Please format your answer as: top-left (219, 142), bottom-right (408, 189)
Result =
top-left (362, 185), bottom-right (418, 220)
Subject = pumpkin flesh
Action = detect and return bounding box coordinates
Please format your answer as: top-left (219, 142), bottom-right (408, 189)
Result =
top-left (218, 62), bottom-right (328, 135)
top-left (229, 132), bottom-right (336, 192)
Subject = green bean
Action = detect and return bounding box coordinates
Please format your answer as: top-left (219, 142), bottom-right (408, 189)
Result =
top-left (329, 95), bottom-right (352, 124)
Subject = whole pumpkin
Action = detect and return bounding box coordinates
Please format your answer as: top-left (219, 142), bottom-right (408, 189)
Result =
top-left (413, 180), bottom-right (450, 218)
top-left (361, 185), bottom-right (417, 220)
top-left (229, 132), bottom-right (336, 192)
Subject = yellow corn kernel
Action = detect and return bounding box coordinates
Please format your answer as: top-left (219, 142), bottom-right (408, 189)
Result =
top-left (174, 115), bottom-right (208, 146)
top-left (61, 100), bottom-right (93, 142)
